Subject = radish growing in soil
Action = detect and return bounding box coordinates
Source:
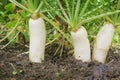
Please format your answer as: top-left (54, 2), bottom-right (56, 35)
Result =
top-left (44, 0), bottom-right (120, 62)
top-left (92, 23), bottom-right (115, 63)
top-left (9, 0), bottom-right (46, 63)
top-left (71, 27), bottom-right (90, 61)
top-left (92, 0), bottom-right (120, 63)
top-left (44, 0), bottom-right (92, 62)
top-left (29, 15), bottom-right (45, 63)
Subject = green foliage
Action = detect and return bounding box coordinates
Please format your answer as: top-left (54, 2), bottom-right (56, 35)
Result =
top-left (44, 0), bottom-right (120, 45)
top-left (0, 0), bottom-right (120, 49)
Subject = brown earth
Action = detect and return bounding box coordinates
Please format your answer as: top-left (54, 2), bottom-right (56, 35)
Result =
top-left (0, 44), bottom-right (120, 80)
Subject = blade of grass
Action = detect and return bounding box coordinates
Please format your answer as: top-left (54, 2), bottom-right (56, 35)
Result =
top-left (105, 16), bottom-right (114, 25)
top-left (71, 0), bottom-right (75, 19)
top-left (54, 42), bottom-right (61, 55)
top-left (33, 0), bottom-right (40, 9)
top-left (60, 39), bottom-right (64, 56)
top-left (57, 0), bottom-right (69, 20)
top-left (114, 0), bottom-right (120, 22)
top-left (78, 10), bottom-right (120, 27)
top-left (82, 2), bottom-right (109, 17)
top-left (72, 0), bottom-right (81, 28)
top-left (75, 0), bottom-right (81, 18)
top-left (27, 0), bottom-right (35, 11)
top-left (79, 0), bottom-right (90, 16)
top-left (9, 0), bottom-right (33, 14)
top-left (64, 0), bottom-right (71, 19)
top-left (35, 1), bottom-right (43, 13)
top-left (47, 12), bottom-right (55, 20)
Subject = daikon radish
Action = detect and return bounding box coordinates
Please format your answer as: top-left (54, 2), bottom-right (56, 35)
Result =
top-left (92, 23), bottom-right (115, 63)
top-left (9, 0), bottom-right (46, 63)
top-left (29, 17), bottom-right (46, 63)
top-left (71, 26), bottom-right (91, 62)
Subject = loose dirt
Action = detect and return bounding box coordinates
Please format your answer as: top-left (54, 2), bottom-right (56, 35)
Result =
top-left (0, 44), bottom-right (120, 80)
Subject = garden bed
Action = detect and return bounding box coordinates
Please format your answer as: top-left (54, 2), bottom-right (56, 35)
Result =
top-left (0, 44), bottom-right (120, 80)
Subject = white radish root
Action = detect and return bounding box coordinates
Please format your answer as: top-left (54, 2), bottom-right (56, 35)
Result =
top-left (71, 26), bottom-right (91, 62)
top-left (92, 23), bottom-right (115, 63)
top-left (29, 18), bottom-right (46, 63)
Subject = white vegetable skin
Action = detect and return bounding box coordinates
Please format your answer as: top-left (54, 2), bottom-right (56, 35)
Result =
top-left (29, 18), bottom-right (46, 63)
top-left (71, 26), bottom-right (91, 62)
top-left (92, 23), bottom-right (115, 63)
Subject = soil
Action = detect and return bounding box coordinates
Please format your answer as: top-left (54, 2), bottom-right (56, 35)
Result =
top-left (0, 44), bottom-right (120, 80)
